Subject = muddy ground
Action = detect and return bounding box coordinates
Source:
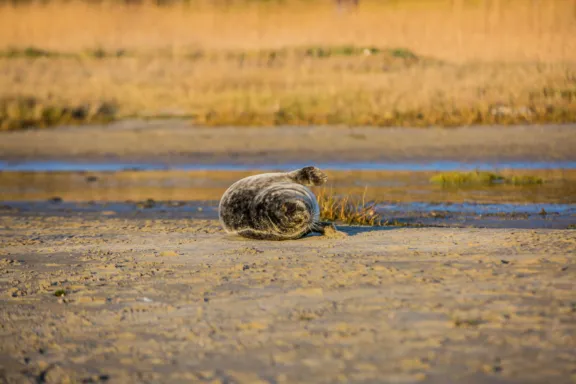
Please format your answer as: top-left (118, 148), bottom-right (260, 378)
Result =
top-left (1, 122), bottom-right (575, 163)
top-left (0, 214), bottom-right (575, 383)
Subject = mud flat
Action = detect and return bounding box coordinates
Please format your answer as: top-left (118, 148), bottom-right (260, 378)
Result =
top-left (1, 122), bottom-right (575, 164)
top-left (0, 214), bottom-right (575, 383)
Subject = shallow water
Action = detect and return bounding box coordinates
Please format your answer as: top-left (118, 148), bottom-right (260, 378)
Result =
top-left (2, 168), bottom-right (574, 204)
top-left (1, 160), bottom-right (574, 229)
top-left (375, 201), bottom-right (576, 229)
top-left (1, 159), bottom-right (576, 172)
top-left (3, 200), bottom-right (574, 229)
top-left (378, 202), bottom-right (576, 215)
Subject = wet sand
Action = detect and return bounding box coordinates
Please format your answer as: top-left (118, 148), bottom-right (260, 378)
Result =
top-left (1, 214), bottom-right (575, 383)
top-left (1, 122), bottom-right (575, 163)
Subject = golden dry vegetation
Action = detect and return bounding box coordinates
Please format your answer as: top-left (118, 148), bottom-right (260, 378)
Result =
top-left (317, 187), bottom-right (383, 226)
top-left (0, 0), bottom-right (575, 128)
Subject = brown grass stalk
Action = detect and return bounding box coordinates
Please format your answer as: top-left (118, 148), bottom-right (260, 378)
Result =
top-left (317, 187), bottom-right (382, 226)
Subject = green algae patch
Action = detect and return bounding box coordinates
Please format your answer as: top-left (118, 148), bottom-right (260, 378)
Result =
top-left (430, 171), bottom-right (543, 186)
top-left (430, 172), bottom-right (504, 186)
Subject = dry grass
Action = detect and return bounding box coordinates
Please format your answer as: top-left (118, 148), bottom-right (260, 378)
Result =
top-left (0, 0), bottom-right (575, 128)
top-left (0, 96), bottom-right (116, 130)
top-left (1, 51), bottom-right (574, 129)
top-left (316, 188), bottom-right (425, 227)
top-left (1, 0), bottom-right (574, 62)
top-left (317, 188), bottom-right (382, 226)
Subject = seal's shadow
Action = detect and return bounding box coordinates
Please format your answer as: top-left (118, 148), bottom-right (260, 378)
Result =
top-left (304, 225), bottom-right (395, 238)
top-left (226, 226), bottom-right (395, 241)
top-left (337, 225), bottom-right (396, 236)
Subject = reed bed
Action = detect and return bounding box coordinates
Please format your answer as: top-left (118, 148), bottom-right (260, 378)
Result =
top-left (1, 0), bottom-right (574, 62)
top-left (0, 0), bottom-right (575, 128)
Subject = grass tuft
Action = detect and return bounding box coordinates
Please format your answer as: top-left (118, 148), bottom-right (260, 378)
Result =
top-left (0, 46), bottom-right (60, 58)
top-left (430, 172), bottom-right (544, 186)
top-left (316, 188), bottom-right (427, 227)
top-left (85, 48), bottom-right (128, 59)
top-left (0, 97), bottom-right (117, 130)
top-left (508, 175), bottom-right (544, 185)
top-left (388, 47), bottom-right (418, 60)
top-left (302, 45), bottom-right (415, 60)
top-left (430, 172), bottom-right (505, 186)
top-left (317, 188), bottom-right (382, 226)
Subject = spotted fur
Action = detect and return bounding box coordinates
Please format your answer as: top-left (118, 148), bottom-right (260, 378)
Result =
top-left (219, 166), bottom-right (332, 240)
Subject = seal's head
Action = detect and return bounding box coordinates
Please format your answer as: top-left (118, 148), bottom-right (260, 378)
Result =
top-left (289, 166), bottom-right (328, 186)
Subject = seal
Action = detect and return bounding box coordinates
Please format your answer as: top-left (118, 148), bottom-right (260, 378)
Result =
top-left (219, 166), bottom-right (338, 240)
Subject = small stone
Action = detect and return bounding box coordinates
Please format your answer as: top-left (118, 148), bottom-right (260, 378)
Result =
top-left (137, 199), bottom-right (156, 209)
top-left (236, 321), bottom-right (268, 331)
top-left (43, 365), bottom-right (72, 384)
top-left (159, 250), bottom-right (179, 257)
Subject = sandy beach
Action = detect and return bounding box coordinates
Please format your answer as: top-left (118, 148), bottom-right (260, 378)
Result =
top-left (0, 214), bottom-right (574, 383)
top-left (1, 122), bottom-right (575, 383)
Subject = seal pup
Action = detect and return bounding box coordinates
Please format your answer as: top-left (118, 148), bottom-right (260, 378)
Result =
top-left (219, 166), bottom-right (338, 240)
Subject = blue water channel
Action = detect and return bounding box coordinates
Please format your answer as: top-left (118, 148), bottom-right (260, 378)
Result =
top-left (1, 160), bottom-right (576, 172)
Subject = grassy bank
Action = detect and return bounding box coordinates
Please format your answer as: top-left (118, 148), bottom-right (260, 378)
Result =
top-left (0, 0), bottom-right (575, 129)
top-left (1, 49), bottom-right (574, 129)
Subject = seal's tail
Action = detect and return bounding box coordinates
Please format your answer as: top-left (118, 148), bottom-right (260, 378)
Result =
top-left (289, 166), bottom-right (328, 186)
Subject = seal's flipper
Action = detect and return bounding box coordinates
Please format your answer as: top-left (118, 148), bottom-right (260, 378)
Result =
top-left (312, 221), bottom-right (348, 239)
top-left (289, 166), bottom-right (328, 186)
top-left (311, 221), bottom-right (336, 234)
